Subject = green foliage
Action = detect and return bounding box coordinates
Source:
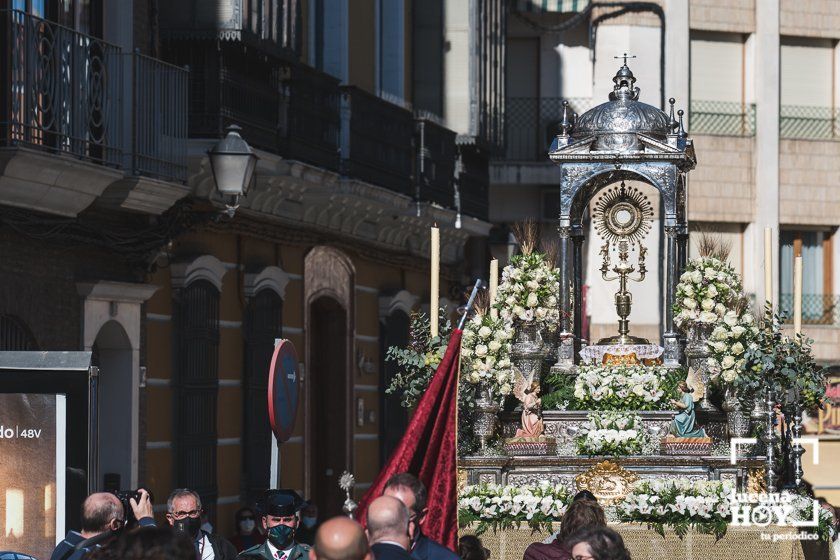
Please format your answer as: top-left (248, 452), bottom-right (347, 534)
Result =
top-left (543, 366), bottom-right (684, 411)
top-left (385, 309), bottom-right (451, 409)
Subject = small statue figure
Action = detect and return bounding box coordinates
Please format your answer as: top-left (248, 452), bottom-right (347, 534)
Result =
top-left (515, 386), bottom-right (544, 439)
top-left (669, 381), bottom-right (707, 438)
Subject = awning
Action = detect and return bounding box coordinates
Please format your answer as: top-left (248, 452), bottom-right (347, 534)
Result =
top-left (515, 0), bottom-right (590, 12)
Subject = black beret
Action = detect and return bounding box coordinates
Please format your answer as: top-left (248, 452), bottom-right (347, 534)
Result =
top-left (260, 489), bottom-right (307, 517)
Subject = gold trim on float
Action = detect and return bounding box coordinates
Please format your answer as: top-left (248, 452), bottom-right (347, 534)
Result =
top-left (575, 460), bottom-right (639, 504)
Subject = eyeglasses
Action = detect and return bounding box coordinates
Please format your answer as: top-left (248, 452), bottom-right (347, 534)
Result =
top-left (169, 509), bottom-right (202, 519)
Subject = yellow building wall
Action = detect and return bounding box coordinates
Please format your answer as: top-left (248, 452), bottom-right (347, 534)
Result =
top-left (142, 229), bottom-right (443, 536)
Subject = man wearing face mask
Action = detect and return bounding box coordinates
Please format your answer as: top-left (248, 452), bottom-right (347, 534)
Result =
top-left (166, 488), bottom-right (238, 560)
top-left (295, 503), bottom-right (319, 546)
top-left (239, 489), bottom-right (310, 560)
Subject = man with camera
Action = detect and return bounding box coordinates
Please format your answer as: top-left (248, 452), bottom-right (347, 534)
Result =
top-left (50, 488), bottom-right (155, 560)
top-left (166, 488), bottom-right (238, 560)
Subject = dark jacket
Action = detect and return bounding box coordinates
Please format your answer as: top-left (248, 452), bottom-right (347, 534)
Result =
top-left (372, 542), bottom-right (413, 560)
top-left (206, 531), bottom-right (239, 560)
top-left (238, 540), bottom-right (310, 560)
top-left (411, 534), bottom-right (459, 560)
top-left (49, 517), bottom-right (156, 560)
top-left (523, 540), bottom-right (572, 560)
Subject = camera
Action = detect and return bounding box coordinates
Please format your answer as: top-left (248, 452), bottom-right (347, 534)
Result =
top-left (111, 488), bottom-right (154, 527)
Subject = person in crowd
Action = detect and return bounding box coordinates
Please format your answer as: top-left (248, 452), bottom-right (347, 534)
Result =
top-left (571, 491), bottom-right (597, 503)
top-left (383, 473), bottom-right (458, 560)
top-left (230, 507), bottom-right (266, 552)
top-left (87, 526), bottom-right (195, 560)
top-left (457, 536), bottom-right (489, 560)
top-left (239, 489), bottom-right (310, 560)
top-left (566, 527), bottom-right (631, 560)
top-left (50, 490), bottom-right (155, 560)
top-left (166, 488), bottom-right (238, 560)
top-left (296, 503), bottom-right (320, 546)
top-left (308, 516), bottom-right (371, 560)
top-left (523, 497), bottom-right (607, 560)
top-left (366, 496), bottom-right (412, 560)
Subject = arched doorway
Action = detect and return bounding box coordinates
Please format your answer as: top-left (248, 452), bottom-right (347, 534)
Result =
top-left (92, 320), bottom-right (133, 491)
top-left (308, 296), bottom-right (348, 518)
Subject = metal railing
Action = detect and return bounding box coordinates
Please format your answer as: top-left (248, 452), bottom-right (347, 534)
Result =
top-left (780, 105), bottom-right (840, 140)
top-left (415, 115), bottom-right (457, 210)
top-left (690, 100), bottom-right (756, 137)
top-left (132, 52), bottom-right (188, 182)
top-left (1, 9), bottom-right (123, 166)
top-left (502, 97), bottom-right (595, 161)
top-left (779, 293), bottom-right (840, 326)
top-left (340, 86), bottom-right (414, 196)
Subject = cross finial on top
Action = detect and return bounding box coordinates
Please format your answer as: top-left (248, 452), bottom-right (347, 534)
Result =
top-left (614, 52), bottom-right (636, 66)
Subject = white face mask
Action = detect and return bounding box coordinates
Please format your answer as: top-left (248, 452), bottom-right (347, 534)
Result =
top-left (240, 519), bottom-right (256, 534)
top-left (301, 517), bottom-right (317, 529)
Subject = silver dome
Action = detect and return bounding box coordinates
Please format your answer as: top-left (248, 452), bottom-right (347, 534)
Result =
top-left (571, 63), bottom-right (671, 152)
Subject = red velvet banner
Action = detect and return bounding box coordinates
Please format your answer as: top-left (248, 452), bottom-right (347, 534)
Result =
top-left (357, 329), bottom-right (463, 551)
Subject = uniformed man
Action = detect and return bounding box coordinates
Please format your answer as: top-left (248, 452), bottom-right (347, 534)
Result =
top-left (239, 490), bottom-right (310, 560)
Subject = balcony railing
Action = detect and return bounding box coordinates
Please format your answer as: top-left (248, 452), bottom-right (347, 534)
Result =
top-left (779, 293), bottom-right (840, 326)
top-left (502, 97), bottom-right (595, 161)
top-left (690, 100), bottom-right (756, 137)
top-left (780, 105), bottom-right (840, 140)
top-left (340, 86), bottom-right (414, 196)
top-left (132, 52), bottom-right (188, 182)
top-left (415, 114), bottom-right (457, 210)
top-left (1, 9), bottom-right (123, 166)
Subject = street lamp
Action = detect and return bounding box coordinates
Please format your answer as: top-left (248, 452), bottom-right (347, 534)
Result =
top-left (207, 124), bottom-right (258, 217)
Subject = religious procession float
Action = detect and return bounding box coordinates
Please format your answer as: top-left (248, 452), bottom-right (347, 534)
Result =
top-left (385, 61), bottom-right (834, 559)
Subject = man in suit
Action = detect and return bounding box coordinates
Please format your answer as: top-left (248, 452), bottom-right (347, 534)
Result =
top-left (308, 516), bottom-right (371, 560)
top-left (366, 496), bottom-right (412, 560)
top-left (383, 474), bottom-right (458, 560)
top-left (167, 488), bottom-right (238, 560)
top-left (239, 490), bottom-right (310, 560)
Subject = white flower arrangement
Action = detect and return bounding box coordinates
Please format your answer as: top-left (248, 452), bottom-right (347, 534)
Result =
top-left (461, 312), bottom-right (514, 400)
top-left (495, 252), bottom-right (561, 332)
top-left (457, 481), bottom-right (570, 533)
top-left (573, 365), bottom-right (673, 411)
top-left (673, 257), bottom-right (743, 330)
top-left (576, 411), bottom-right (647, 456)
top-left (705, 310), bottom-right (758, 386)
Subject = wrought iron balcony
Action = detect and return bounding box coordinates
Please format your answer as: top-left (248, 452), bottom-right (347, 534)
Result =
top-left (340, 86), bottom-right (414, 196)
top-left (501, 97), bottom-right (595, 161)
top-left (780, 105), bottom-right (840, 140)
top-left (0, 9), bottom-right (122, 166)
top-left (690, 100), bottom-right (756, 137)
top-left (779, 293), bottom-right (840, 326)
top-left (132, 52), bottom-right (189, 183)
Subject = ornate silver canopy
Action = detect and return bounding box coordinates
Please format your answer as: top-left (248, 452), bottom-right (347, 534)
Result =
top-left (548, 60), bottom-right (697, 372)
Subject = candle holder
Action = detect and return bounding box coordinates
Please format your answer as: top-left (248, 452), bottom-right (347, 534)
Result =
top-left (761, 388), bottom-right (779, 493)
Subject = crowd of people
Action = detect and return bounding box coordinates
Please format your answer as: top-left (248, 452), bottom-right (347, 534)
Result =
top-left (46, 473), bottom-right (631, 560)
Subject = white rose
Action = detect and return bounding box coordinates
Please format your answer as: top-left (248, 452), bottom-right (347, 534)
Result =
top-left (724, 312), bottom-right (738, 326)
top-left (715, 303), bottom-right (726, 315)
top-left (526, 280), bottom-right (539, 290)
top-left (478, 326), bottom-right (492, 339)
top-left (741, 313), bottom-right (754, 324)
top-left (731, 342), bottom-right (744, 355)
top-left (721, 355), bottom-right (735, 369)
top-left (711, 326), bottom-right (727, 341)
top-left (701, 299), bottom-right (715, 311)
top-left (683, 298), bottom-right (697, 310)
top-left (706, 284), bottom-right (718, 298)
top-left (535, 307), bottom-right (547, 320)
top-left (699, 311), bottom-right (718, 323)
top-left (680, 271), bottom-right (691, 282)
top-left (731, 325), bottom-right (746, 339)
top-left (691, 270), bottom-right (702, 283)
top-left (722, 370), bottom-right (737, 383)
top-left (632, 384), bottom-right (646, 397)
top-left (704, 267), bottom-right (717, 279)
top-left (712, 342), bottom-right (727, 353)
top-left (683, 285), bottom-right (694, 297)
top-left (526, 293), bottom-right (539, 307)
top-left (475, 344), bottom-right (488, 357)
top-left (488, 340), bottom-right (501, 352)
top-left (500, 383), bottom-right (512, 395)
top-left (513, 305), bottom-right (525, 317)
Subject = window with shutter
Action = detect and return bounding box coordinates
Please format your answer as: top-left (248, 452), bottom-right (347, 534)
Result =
top-left (173, 280), bottom-right (220, 517)
top-left (243, 289), bottom-right (283, 500)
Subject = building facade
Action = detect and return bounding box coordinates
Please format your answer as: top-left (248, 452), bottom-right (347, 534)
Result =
top-left (0, 0), bottom-right (506, 532)
top-left (492, 0), bottom-right (840, 503)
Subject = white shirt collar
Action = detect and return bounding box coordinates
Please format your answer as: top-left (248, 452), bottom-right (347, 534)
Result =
top-left (267, 540), bottom-right (295, 559)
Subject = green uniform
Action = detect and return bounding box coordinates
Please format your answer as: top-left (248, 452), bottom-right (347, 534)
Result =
top-left (238, 541), bottom-right (310, 560)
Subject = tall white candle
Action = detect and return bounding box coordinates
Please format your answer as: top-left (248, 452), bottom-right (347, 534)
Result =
top-left (430, 226), bottom-right (440, 338)
top-left (793, 256), bottom-right (803, 338)
top-left (489, 259), bottom-right (499, 318)
top-left (764, 227), bottom-right (773, 308)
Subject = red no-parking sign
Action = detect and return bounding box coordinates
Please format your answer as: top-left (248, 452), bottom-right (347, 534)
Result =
top-left (267, 339), bottom-right (300, 442)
